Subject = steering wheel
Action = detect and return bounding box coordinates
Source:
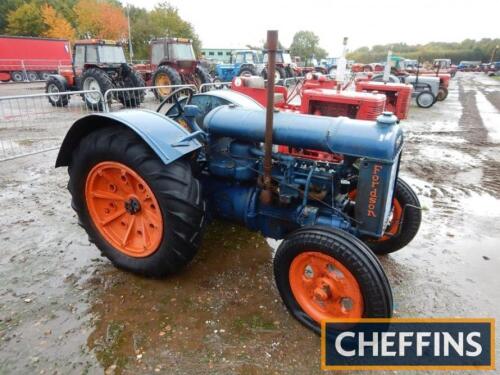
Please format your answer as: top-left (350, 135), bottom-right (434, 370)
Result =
top-left (156, 87), bottom-right (196, 119)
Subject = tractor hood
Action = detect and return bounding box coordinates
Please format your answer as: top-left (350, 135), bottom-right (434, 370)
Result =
top-left (204, 106), bottom-right (403, 162)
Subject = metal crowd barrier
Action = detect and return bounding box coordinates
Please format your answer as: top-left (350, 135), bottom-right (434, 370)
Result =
top-left (103, 84), bottom-right (197, 112)
top-left (0, 90), bottom-right (103, 161)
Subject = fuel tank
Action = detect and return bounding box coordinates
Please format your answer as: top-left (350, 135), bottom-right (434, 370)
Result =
top-left (203, 106), bottom-right (403, 162)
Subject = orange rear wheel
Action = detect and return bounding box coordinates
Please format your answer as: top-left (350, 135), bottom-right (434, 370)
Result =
top-left (85, 161), bottom-right (163, 258)
top-left (289, 252), bottom-right (363, 322)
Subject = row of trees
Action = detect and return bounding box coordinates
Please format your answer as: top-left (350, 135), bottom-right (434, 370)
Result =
top-left (0, 0), bottom-right (201, 60)
top-left (289, 31), bottom-right (328, 62)
top-left (348, 39), bottom-right (500, 64)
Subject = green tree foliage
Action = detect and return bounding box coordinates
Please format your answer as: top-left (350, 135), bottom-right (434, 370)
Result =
top-left (1, 0), bottom-right (202, 62)
top-left (348, 39), bottom-right (500, 64)
top-left (290, 31), bottom-right (328, 61)
top-left (5, 2), bottom-right (45, 36)
top-left (0, 0), bottom-right (23, 33)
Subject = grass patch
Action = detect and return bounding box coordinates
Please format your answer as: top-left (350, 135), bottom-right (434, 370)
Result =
top-left (233, 314), bottom-right (277, 332)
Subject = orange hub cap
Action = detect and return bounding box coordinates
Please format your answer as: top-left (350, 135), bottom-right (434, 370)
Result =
top-left (289, 252), bottom-right (363, 323)
top-left (85, 161), bottom-right (163, 257)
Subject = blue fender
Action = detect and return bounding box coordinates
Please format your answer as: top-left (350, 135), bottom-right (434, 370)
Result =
top-left (55, 109), bottom-right (202, 167)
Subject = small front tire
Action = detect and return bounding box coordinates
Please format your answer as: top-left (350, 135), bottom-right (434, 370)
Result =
top-left (365, 178), bottom-right (422, 255)
top-left (46, 77), bottom-right (69, 107)
top-left (416, 91), bottom-right (435, 108)
top-left (274, 226), bottom-right (393, 334)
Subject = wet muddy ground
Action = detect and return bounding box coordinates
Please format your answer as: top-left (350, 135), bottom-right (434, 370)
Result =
top-left (1, 73), bottom-right (499, 374)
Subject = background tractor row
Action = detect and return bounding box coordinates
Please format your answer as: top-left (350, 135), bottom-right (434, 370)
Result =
top-left (45, 39), bottom-right (145, 110)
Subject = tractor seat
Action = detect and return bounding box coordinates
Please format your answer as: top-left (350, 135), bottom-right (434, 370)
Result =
top-left (240, 76), bottom-right (284, 103)
top-left (243, 76), bottom-right (265, 88)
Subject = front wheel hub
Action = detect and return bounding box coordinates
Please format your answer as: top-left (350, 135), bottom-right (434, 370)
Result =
top-left (289, 251), bottom-right (364, 322)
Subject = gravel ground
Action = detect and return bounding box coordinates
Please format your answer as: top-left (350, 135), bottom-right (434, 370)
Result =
top-left (0, 73), bottom-right (499, 374)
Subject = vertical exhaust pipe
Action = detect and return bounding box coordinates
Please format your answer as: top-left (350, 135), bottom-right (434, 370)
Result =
top-left (336, 37), bottom-right (348, 91)
top-left (261, 30), bottom-right (278, 204)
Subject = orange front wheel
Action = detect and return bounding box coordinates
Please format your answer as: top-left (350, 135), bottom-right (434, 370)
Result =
top-left (349, 178), bottom-right (422, 255)
top-left (274, 227), bottom-right (393, 334)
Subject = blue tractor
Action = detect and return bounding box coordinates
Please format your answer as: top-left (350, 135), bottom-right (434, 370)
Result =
top-left (213, 50), bottom-right (265, 83)
top-left (56, 87), bottom-right (421, 334)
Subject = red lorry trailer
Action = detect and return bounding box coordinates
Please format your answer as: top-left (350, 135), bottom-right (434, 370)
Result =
top-left (0, 36), bottom-right (72, 82)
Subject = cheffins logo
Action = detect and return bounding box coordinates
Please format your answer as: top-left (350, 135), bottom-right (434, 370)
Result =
top-left (321, 318), bottom-right (495, 370)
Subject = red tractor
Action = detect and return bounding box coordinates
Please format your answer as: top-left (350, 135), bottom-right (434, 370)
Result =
top-left (261, 50), bottom-right (296, 81)
top-left (46, 39), bottom-right (145, 110)
top-left (355, 80), bottom-right (413, 120)
top-left (134, 38), bottom-right (211, 99)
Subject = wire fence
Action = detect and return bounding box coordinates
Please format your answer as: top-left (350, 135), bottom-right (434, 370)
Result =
top-left (103, 84), bottom-right (197, 112)
top-left (0, 71), bottom-right (347, 162)
top-left (0, 90), bottom-right (103, 161)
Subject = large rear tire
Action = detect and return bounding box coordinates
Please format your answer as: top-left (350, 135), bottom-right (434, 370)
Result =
top-left (194, 65), bottom-right (211, 88)
top-left (81, 68), bottom-right (114, 111)
top-left (275, 66), bottom-right (286, 83)
top-left (68, 126), bottom-right (205, 277)
top-left (153, 65), bottom-right (182, 100)
top-left (117, 70), bottom-right (146, 108)
top-left (274, 226), bottom-right (393, 334)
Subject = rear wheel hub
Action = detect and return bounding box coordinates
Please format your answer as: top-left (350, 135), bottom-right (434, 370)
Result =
top-left (125, 197), bottom-right (141, 214)
top-left (85, 161), bottom-right (163, 257)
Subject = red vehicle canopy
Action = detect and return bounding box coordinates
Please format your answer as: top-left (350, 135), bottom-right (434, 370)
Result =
top-left (0, 36), bottom-right (72, 72)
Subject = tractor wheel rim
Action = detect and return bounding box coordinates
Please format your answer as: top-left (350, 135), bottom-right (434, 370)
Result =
top-left (83, 77), bottom-right (102, 104)
top-left (85, 161), bottom-right (163, 257)
top-left (48, 84), bottom-right (60, 102)
top-left (155, 73), bottom-right (172, 96)
top-left (379, 198), bottom-right (402, 241)
top-left (289, 252), bottom-right (363, 323)
top-left (348, 189), bottom-right (403, 242)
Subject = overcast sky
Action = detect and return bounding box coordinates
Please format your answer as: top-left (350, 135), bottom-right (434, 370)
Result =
top-left (126, 0), bottom-right (500, 56)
